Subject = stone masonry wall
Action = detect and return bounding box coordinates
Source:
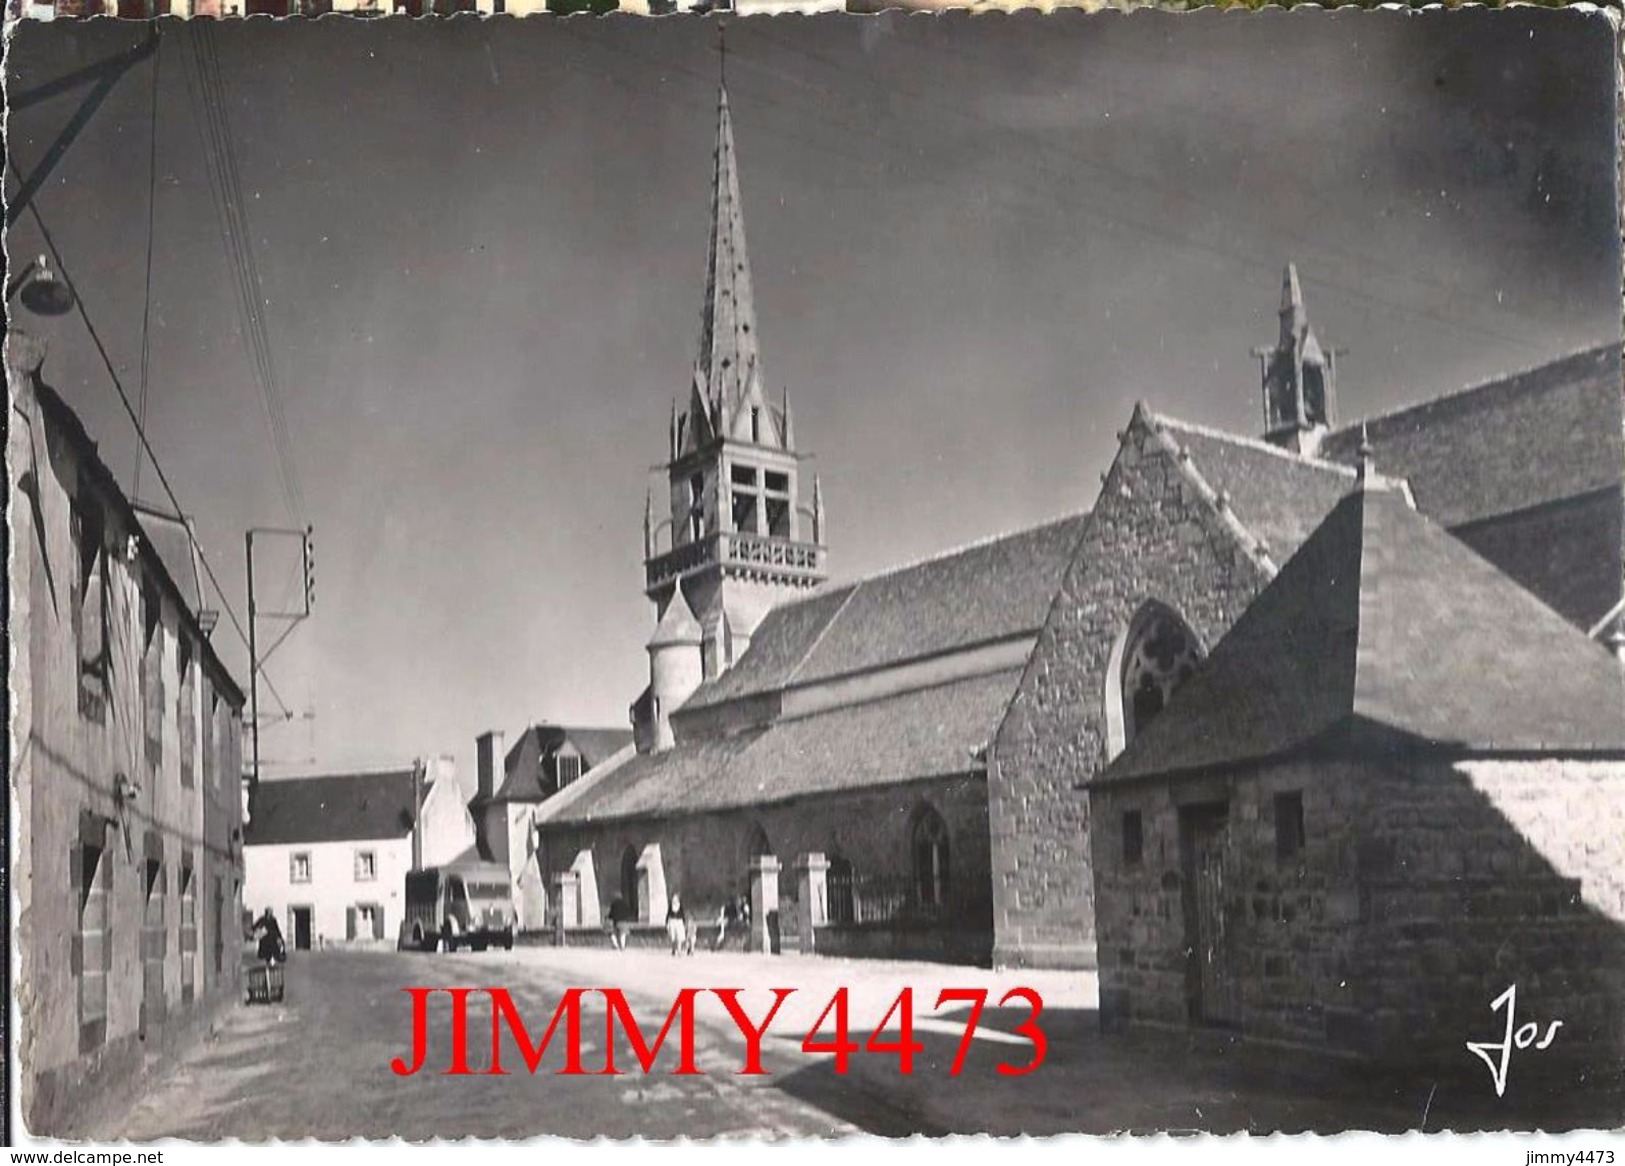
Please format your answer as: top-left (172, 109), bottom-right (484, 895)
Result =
top-left (1354, 757), bottom-right (1625, 1086)
top-left (988, 415), bottom-right (1275, 968)
top-left (1094, 753), bottom-right (1625, 1093)
top-left (1091, 757), bottom-right (1370, 1043)
top-left (542, 774), bottom-right (991, 951)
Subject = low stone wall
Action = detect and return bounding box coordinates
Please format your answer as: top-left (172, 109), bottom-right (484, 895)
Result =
top-left (813, 922), bottom-right (992, 968)
top-left (520, 923), bottom-right (751, 953)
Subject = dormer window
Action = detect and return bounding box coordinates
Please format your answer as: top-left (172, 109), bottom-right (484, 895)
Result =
top-left (556, 753), bottom-right (583, 789)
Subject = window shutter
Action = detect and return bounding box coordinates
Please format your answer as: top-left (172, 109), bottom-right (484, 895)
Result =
top-left (372, 906), bottom-right (385, 940)
top-left (346, 906), bottom-right (357, 941)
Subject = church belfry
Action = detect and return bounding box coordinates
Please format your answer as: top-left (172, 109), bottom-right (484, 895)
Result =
top-left (637, 81), bottom-right (827, 751)
top-left (1254, 263), bottom-right (1338, 454)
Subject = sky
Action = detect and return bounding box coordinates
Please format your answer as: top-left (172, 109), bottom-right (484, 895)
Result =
top-left (6, 9), bottom-right (1620, 781)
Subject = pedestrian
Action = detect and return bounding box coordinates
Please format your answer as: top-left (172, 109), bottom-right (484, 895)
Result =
top-left (253, 908), bottom-right (285, 965)
top-left (666, 893), bottom-right (689, 956)
top-left (608, 896), bottom-right (633, 951)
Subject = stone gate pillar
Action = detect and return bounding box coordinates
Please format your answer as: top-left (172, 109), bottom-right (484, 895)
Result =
top-left (748, 855), bottom-right (781, 954)
top-left (794, 853), bottom-right (830, 955)
top-left (637, 843), bottom-right (668, 926)
top-left (569, 850), bottom-right (601, 928)
top-left (553, 869), bottom-right (580, 937)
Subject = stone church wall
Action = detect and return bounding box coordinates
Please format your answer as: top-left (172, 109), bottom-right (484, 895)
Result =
top-left (987, 417), bottom-right (1274, 969)
top-left (542, 773), bottom-right (990, 949)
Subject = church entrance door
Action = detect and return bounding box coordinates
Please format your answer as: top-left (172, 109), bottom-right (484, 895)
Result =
top-left (1179, 803), bottom-right (1238, 1028)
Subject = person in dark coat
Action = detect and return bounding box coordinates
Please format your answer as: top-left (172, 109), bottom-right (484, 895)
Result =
top-left (607, 896), bottom-right (634, 951)
top-left (254, 908), bottom-right (285, 964)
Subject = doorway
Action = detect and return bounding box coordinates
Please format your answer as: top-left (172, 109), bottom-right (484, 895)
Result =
top-left (1179, 802), bottom-right (1238, 1027)
top-left (289, 905), bottom-right (314, 951)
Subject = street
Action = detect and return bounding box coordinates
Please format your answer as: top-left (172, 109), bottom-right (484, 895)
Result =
top-left (69, 944), bottom-right (1616, 1142)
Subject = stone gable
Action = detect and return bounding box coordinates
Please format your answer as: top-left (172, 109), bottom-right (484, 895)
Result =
top-left (987, 411), bottom-right (1277, 968)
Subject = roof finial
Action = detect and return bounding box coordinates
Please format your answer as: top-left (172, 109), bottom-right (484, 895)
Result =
top-left (1357, 423), bottom-right (1376, 486)
top-left (718, 19), bottom-right (727, 92)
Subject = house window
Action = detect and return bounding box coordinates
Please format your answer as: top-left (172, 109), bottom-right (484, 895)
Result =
top-left (142, 858), bottom-right (167, 1028)
top-left (731, 488), bottom-right (758, 534)
top-left (911, 808), bottom-right (950, 910)
top-left (349, 903), bottom-right (384, 941)
top-left (72, 489), bottom-right (109, 723)
top-left (1275, 792), bottom-right (1305, 863)
top-left (73, 835), bottom-right (110, 1050)
top-left (141, 577), bottom-right (164, 769)
top-left (555, 753), bottom-right (583, 789)
top-left (178, 637), bottom-right (196, 789)
top-left (1122, 810), bottom-right (1144, 867)
top-left (290, 852), bottom-right (312, 884)
top-left (355, 850), bottom-right (377, 882)
top-left (179, 863), bottom-right (197, 1004)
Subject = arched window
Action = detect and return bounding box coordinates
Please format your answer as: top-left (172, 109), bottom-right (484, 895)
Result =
top-left (1106, 601), bottom-right (1204, 760)
top-left (911, 808), bottom-right (950, 911)
top-left (619, 846), bottom-right (639, 920)
top-left (747, 824), bottom-right (772, 859)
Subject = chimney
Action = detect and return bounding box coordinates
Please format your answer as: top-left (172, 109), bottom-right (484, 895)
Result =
top-left (477, 730), bottom-right (505, 802)
top-left (410, 758), bottom-right (424, 871)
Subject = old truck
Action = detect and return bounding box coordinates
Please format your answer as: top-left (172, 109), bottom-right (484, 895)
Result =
top-left (400, 862), bottom-right (516, 952)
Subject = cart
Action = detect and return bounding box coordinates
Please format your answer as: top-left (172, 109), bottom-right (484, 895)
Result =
top-left (247, 962), bottom-right (285, 1005)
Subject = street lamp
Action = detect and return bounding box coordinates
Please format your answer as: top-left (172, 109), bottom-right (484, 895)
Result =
top-left (6, 254), bottom-right (75, 317)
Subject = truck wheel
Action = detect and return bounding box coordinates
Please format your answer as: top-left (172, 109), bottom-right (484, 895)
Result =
top-left (411, 924), bottom-right (426, 951)
top-left (502, 932), bottom-right (514, 951)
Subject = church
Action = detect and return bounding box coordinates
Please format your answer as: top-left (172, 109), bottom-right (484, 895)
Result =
top-left (532, 82), bottom-right (1625, 969)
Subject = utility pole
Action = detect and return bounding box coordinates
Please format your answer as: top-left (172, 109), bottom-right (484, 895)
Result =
top-left (244, 524), bottom-right (315, 787)
top-left (245, 529), bottom-right (260, 790)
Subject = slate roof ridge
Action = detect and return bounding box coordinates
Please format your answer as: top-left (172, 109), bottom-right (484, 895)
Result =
top-left (782, 582), bottom-right (863, 688)
top-left (531, 742), bottom-right (640, 825)
top-left (834, 510), bottom-right (1093, 593)
top-left (258, 765), bottom-right (415, 785)
top-left (1326, 340), bottom-right (1621, 440)
top-left (1138, 412), bottom-right (1281, 576)
top-left (1150, 411), bottom-right (1359, 479)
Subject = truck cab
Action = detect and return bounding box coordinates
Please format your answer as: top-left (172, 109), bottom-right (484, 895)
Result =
top-left (401, 863), bottom-right (516, 952)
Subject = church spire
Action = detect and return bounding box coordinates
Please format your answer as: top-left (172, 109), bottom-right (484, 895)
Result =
top-left (1255, 261), bottom-right (1338, 452)
top-left (694, 81), bottom-right (762, 439)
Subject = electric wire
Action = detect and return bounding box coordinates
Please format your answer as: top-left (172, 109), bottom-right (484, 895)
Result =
top-left (11, 193), bottom-right (298, 723)
top-left (132, 29), bottom-right (162, 503)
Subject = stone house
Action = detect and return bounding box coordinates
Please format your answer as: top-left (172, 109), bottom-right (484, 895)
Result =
top-left (9, 334), bottom-right (248, 1135)
top-left (468, 724), bottom-right (634, 931)
top-left (986, 309), bottom-right (1624, 968)
top-left (242, 758), bottom-right (474, 949)
top-left (1088, 477), bottom-right (1625, 1086)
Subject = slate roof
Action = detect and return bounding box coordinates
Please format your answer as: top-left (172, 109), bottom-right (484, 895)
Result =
top-left (682, 514), bottom-right (1089, 710)
top-left (1154, 416), bottom-right (1358, 560)
top-left (540, 668), bottom-right (1019, 824)
top-left (130, 503), bottom-right (203, 613)
top-left (27, 380), bottom-right (244, 706)
top-left (1101, 483), bottom-right (1625, 784)
top-left (487, 725), bottom-right (637, 804)
top-left (244, 770), bottom-right (419, 846)
top-left (1318, 343), bottom-right (1623, 527)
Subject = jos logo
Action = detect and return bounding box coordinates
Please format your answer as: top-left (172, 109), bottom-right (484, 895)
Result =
top-left (1465, 983), bottom-right (1563, 1098)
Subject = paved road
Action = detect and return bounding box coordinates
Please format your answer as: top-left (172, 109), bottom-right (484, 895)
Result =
top-left (81, 946), bottom-right (1623, 1141)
